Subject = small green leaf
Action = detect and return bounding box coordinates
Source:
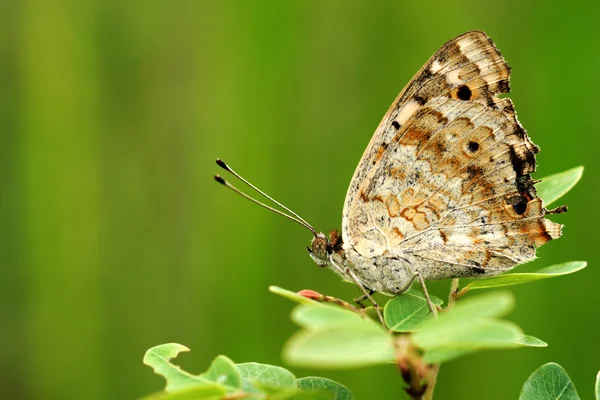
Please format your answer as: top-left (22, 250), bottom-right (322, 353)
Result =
top-left (595, 370), bottom-right (599, 400)
top-left (537, 166), bottom-right (583, 206)
top-left (270, 286), bottom-right (321, 305)
top-left (291, 304), bottom-right (368, 331)
top-left (236, 362), bottom-right (297, 393)
top-left (142, 385), bottom-right (226, 400)
top-left (384, 290), bottom-right (443, 332)
top-left (202, 355), bottom-right (241, 390)
top-left (283, 325), bottom-right (394, 368)
top-left (417, 292), bottom-right (514, 332)
top-left (414, 319), bottom-right (523, 350)
top-left (520, 362), bottom-right (580, 400)
top-left (297, 377), bottom-right (354, 400)
top-left (464, 261), bottom-right (587, 291)
top-left (515, 335), bottom-right (547, 347)
top-left (421, 334), bottom-right (546, 364)
top-left (413, 293), bottom-right (532, 364)
top-left (143, 344), bottom-right (211, 392)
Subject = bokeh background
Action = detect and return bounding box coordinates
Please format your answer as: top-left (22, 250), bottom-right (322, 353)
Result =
top-left (2, 1), bottom-right (599, 399)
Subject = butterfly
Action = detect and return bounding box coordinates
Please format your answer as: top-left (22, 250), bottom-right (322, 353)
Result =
top-left (216, 30), bottom-right (565, 316)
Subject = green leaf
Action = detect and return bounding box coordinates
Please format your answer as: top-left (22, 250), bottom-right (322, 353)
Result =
top-left (384, 289), bottom-right (443, 332)
top-left (414, 319), bottom-right (523, 350)
top-left (515, 335), bottom-right (547, 347)
top-left (283, 325), bottom-right (394, 368)
top-left (418, 291), bottom-right (514, 331)
top-left (595, 372), bottom-right (600, 400)
top-left (291, 304), bottom-right (368, 331)
top-left (464, 262), bottom-right (587, 291)
top-left (270, 286), bottom-right (322, 305)
top-left (412, 292), bottom-right (537, 364)
top-left (236, 362), bottom-right (297, 393)
top-left (421, 334), bottom-right (546, 364)
top-left (143, 344), bottom-right (212, 392)
top-left (520, 362), bottom-right (580, 400)
top-left (142, 385), bottom-right (226, 400)
top-left (202, 355), bottom-right (241, 390)
top-left (537, 166), bottom-right (583, 206)
top-left (284, 303), bottom-right (392, 368)
top-left (297, 377), bottom-right (354, 400)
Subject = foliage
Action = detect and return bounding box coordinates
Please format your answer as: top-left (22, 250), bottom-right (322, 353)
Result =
top-left (143, 344), bottom-right (353, 400)
top-left (536, 166), bottom-right (583, 207)
top-left (519, 363), bottom-right (579, 400)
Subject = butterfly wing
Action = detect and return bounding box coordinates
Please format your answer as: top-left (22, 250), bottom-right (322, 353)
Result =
top-left (342, 31), bottom-right (561, 282)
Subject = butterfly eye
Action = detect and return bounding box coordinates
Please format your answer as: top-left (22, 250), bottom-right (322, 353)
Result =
top-left (311, 234), bottom-right (330, 261)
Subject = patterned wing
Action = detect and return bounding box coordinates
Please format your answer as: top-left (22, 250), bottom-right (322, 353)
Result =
top-left (342, 31), bottom-right (562, 279)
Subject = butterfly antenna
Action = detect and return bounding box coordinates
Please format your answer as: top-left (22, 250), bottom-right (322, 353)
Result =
top-left (216, 159), bottom-right (315, 229)
top-left (214, 161), bottom-right (317, 236)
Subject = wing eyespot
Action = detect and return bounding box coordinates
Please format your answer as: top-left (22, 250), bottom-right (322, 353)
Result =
top-left (506, 195), bottom-right (528, 215)
top-left (467, 141), bottom-right (479, 152)
top-left (457, 85), bottom-right (472, 100)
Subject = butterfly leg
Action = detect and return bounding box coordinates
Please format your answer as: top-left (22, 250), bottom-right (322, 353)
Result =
top-left (328, 254), bottom-right (386, 326)
top-left (344, 267), bottom-right (386, 326)
top-left (416, 273), bottom-right (438, 318)
top-left (354, 289), bottom-right (376, 308)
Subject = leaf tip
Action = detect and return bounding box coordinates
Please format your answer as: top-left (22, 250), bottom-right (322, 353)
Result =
top-left (143, 343), bottom-right (190, 366)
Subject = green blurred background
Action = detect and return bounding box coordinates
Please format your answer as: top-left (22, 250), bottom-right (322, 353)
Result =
top-left (2, 1), bottom-right (598, 399)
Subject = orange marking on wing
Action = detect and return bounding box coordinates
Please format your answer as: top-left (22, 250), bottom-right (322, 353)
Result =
top-left (428, 194), bottom-right (447, 214)
top-left (376, 142), bottom-right (389, 161)
top-left (467, 226), bottom-right (484, 245)
top-left (397, 108), bottom-right (447, 146)
top-left (385, 195), bottom-right (401, 217)
top-left (400, 206), bottom-right (430, 231)
top-left (401, 188), bottom-right (414, 204)
top-left (359, 190), bottom-right (368, 202)
top-left (534, 221), bottom-right (553, 246)
top-left (439, 230), bottom-right (448, 244)
top-left (392, 227), bottom-right (405, 240)
top-left (420, 203), bottom-right (441, 220)
top-left (482, 249), bottom-right (492, 267)
top-left (390, 166), bottom-right (406, 180)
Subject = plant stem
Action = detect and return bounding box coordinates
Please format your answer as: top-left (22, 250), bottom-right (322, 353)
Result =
top-left (448, 278), bottom-right (460, 310)
top-left (422, 278), bottom-right (461, 399)
top-left (423, 365), bottom-right (440, 400)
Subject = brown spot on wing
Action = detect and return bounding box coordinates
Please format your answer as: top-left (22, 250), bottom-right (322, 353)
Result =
top-left (505, 195), bottom-right (528, 215)
top-left (439, 230), bottom-right (448, 243)
top-left (359, 190), bottom-right (368, 202)
top-left (397, 107), bottom-right (448, 146)
top-left (466, 165), bottom-right (484, 179)
top-left (376, 141), bottom-right (388, 161)
top-left (392, 227), bottom-right (405, 240)
top-left (389, 166), bottom-right (407, 180)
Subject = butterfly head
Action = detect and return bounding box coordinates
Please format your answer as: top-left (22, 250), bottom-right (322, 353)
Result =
top-left (307, 233), bottom-right (330, 267)
top-left (307, 229), bottom-right (343, 268)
